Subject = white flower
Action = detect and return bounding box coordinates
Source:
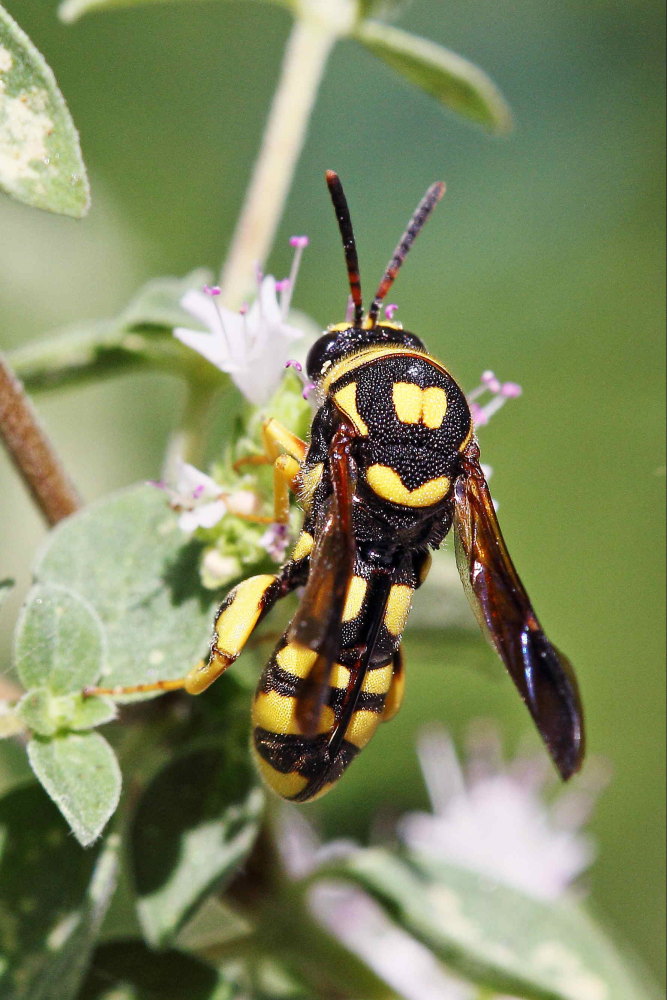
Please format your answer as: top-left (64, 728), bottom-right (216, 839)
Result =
top-left (399, 725), bottom-right (599, 901)
top-left (174, 238), bottom-right (308, 406)
top-left (151, 462), bottom-right (227, 533)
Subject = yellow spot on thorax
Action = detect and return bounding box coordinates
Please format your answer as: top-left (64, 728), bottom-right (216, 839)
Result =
top-left (392, 382), bottom-right (448, 428)
top-left (334, 382), bottom-right (369, 435)
top-left (366, 465), bottom-right (451, 507)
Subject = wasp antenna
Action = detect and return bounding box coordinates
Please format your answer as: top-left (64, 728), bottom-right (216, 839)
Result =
top-left (325, 170), bottom-right (364, 326)
top-left (368, 181), bottom-right (446, 326)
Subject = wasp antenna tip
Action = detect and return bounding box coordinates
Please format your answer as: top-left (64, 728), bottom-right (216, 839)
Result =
top-left (325, 169), bottom-right (339, 184)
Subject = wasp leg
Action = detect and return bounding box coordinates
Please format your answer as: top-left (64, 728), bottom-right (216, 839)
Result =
top-left (381, 646), bottom-right (405, 723)
top-left (233, 418), bottom-right (307, 473)
top-left (261, 418), bottom-right (307, 464)
top-left (84, 569), bottom-right (303, 699)
top-left (260, 418), bottom-right (307, 525)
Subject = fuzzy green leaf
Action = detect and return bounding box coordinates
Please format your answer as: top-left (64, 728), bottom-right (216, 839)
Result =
top-left (353, 21), bottom-right (512, 133)
top-left (16, 688), bottom-right (117, 736)
top-left (9, 270), bottom-right (214, 394)
top-left (33, 484), bottom-right (220, 690)
top-left (322, 848), bottom-right (658, 1000)
top-left (0, 784), bottom-right (119, 1000)
top-left (58, 0), bottom-right (294, 26)
top-left (131, 745), bottom-right (264, 946)
top-left (78, 940), bottom-right (237, 1000)
top-left (0, 5), bottom-right (89, 215)
top-left (14, 583), bottom-right (106, 693)
top-left (28, 731), bottom-right (121, 846)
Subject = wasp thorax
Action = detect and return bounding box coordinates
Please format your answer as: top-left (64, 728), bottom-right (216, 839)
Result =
top-left (306, 323), bottom-right (426, 380)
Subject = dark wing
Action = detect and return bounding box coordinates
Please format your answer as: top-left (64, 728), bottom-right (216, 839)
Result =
top-left (288, 423), bottom-right (357, 736)
top-left (453, 441), bottom-right (585, 779)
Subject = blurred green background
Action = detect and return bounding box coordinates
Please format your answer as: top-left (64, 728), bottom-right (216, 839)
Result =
top-left (1, 0), bottom-right (664, 984)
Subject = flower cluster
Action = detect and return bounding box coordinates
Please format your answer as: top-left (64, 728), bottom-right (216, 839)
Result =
top-left (174, 236), bottom-right (309, 406)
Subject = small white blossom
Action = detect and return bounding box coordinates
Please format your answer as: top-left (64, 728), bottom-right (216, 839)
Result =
top-left (151, 462), bottom-right (227, 533)
top-left (174, 238), bottom-right (308, 405)
top-left (399, 725), bottom-right (598, 901)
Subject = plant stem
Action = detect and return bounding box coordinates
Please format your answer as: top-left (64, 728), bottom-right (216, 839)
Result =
top-left (162, 379), bottom-right (222, 478)
top-left (0, 352), bottom-right (81, 525)
top-left (218, 13), bottom-right (336, 306)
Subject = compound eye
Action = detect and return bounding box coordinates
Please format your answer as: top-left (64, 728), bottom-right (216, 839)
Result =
top-left (306, 331), bottom-right (339, 379)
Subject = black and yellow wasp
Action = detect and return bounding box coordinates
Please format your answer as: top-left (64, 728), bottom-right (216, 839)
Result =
top-left (92, 172), bottom-right (584, 801)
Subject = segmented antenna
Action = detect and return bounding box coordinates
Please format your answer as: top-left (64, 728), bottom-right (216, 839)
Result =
top-left (367, 181), bottom-right (446, 326)
top-left (325, 170), bottom-right (364, 326)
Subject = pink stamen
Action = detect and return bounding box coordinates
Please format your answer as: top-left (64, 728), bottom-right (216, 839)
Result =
top-left (147, 479), bottom-right (168, 491)
top-left (501, 381), bottom-right (522, 398)
top-left (239, 303), bottom-right (249, 315)
top-left (281, 234), bottom-right (309, 319)
top-left (385, 304), bottom-right (399, 321)
top-left (302, 381), bottom-right (316, 400)
top-left (285, 359), bottom-right (303, 372)
top-left (469, 402), bottom-right (488, 426)
top-left (481, 370), bottom-right (501, 393)
top-left (192, 484), bottom-right (206, 499)
top-left (203, 285), bottom-right (221, 296)
top-left (275, 278), bottom-right (291, 293)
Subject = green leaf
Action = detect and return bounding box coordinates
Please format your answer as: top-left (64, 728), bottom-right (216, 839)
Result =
top-left (0, 784), bottom-right (119, 1000)
top-left (58, 0), bottom-right (294, 26)
top-left (33, 483), bottom-right (220, 689)
top-left (353, 21), bottom-right (512, 133)
top-left (16, 688), bottom-right (117, 736)
top-left (0, 578), bottom-right (14, 606)
top-left (8, 270), bottom-right (214, 393)
top-left (28, 731), bottom-right (121, 846)
top-left (14, 583), bottom-right (106, 693)
top-left (322, 848), bottom-right (658, 1000)
top-left (131, 745), bottom-right (264, 946)
top-left (78, 939), bottom-right (237, 1000)
top-left (0, 5), bottom-right (89, 216)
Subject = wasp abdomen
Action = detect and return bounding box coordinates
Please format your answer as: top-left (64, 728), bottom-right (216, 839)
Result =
top-left (251, 567), bottom-right (418, 802)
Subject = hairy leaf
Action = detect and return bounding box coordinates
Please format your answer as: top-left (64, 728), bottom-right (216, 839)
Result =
top-left (0, 5), bottom-right (89, 215)
top-left (33, 484), bottom-right (219, 689)
top-left (28, 732), bottom-right (121, 846)
top-left (14, 583), bottom-right (106, 694)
